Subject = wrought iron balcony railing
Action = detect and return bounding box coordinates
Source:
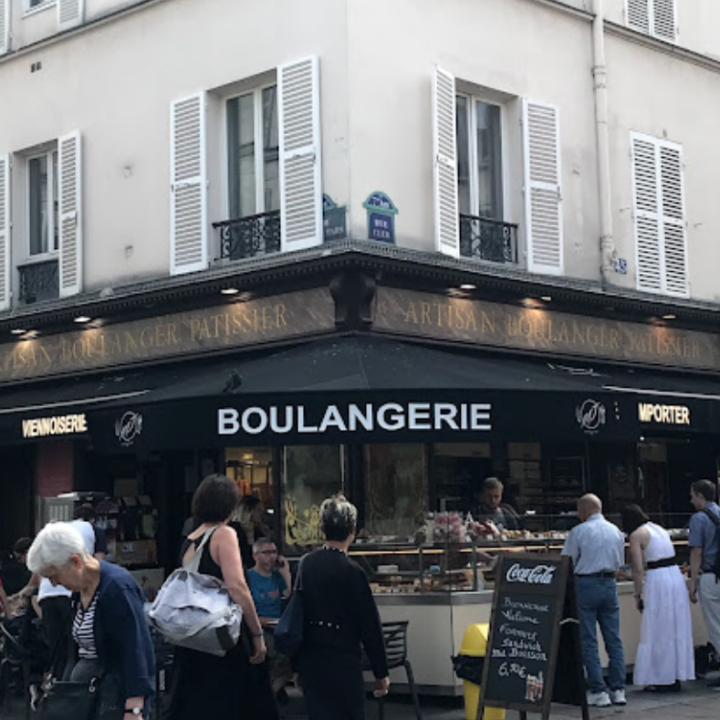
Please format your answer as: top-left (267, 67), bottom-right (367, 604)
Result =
top-left (459, 214), bottom-right (519, 265)
top-left (213, 210), bottom-right (281, 261)
top-left (18, 258), bottom-right (59, 305)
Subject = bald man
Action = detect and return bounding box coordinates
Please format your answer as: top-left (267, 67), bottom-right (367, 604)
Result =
top-left (562, 494), bottom-right (626, 709)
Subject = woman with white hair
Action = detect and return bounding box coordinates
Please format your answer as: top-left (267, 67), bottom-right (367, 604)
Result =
top-left (27, 522), bottom-right (155, 718)
top-left (296, 495), bottom-right (389, 720)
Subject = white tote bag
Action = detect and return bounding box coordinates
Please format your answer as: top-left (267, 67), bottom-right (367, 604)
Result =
top-left (148, 527), bottom-right (242, 656)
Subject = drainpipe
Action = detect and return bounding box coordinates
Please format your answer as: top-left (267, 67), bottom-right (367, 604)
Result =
top-left (593, 0), bottom-right (615, 285)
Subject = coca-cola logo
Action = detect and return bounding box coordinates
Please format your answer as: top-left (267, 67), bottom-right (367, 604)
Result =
top-left (506, 564), bottom-right (556, 585)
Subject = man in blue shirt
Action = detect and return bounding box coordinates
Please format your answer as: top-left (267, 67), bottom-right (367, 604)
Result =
top-left (248, 538), bottom-right (292, 698)
top-left (248, 538), bottom-right (291, 620)
top-left (688, 479), bottom-right (720, 687)
top-left (562, 494), bottom-right (626, 708)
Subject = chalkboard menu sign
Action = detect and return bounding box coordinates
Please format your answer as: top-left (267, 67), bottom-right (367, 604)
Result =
top-left (478, 554), bottom-right (588, 720)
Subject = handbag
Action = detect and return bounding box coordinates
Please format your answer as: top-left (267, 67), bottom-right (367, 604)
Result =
top-left (34, 676), bottom-right (101, 720)
top-left (148, 526), bottom-right (242, 657)
top-left (274, 558), bottom-right (305, 657)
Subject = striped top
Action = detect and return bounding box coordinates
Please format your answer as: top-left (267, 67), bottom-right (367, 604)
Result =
top-left (73, 592), bottom-right (99, 660)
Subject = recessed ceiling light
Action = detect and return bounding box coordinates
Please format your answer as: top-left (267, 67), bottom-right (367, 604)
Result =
top-left (459, 283), bottom-right (477, 291)
top-left (74, 316), bottom-right (92, 324)
top-left (10, 328), bottom-right (26, 335)
top-left (540, 296), bottom-right (552, 302)
top-left (662, 314), bottom-right (676, 320)
top-left (221, 288), bottom-right (240, 296)
top-left (521, 298), bottom-right (543, 309)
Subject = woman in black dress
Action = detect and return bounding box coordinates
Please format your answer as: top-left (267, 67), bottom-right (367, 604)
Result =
top-left (297, 495), bottom-right (389, 720)
top-left (164, 475), bottom-right (277, 720)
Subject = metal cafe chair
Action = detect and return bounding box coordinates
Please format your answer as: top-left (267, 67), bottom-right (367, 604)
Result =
top-left (362, 620), bottom-right (423, 720)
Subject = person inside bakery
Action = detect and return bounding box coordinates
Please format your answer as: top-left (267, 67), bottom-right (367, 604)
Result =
top-left (477, 477), bottom-right (522, 531)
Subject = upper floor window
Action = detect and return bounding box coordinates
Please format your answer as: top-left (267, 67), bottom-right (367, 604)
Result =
top-left (28, 0), bottom-right (52, 9)
top-left (227, 85), bottom-right (279, 219)
top-left (456, 95), bottom-right (504, 222)
top-left (627, 0), bottom-right (677, 43)
top-left (28, 149), bottom-right (59, 256)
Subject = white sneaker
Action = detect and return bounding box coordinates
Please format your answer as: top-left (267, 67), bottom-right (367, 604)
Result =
top-left (609, 689), bottom-right (627, 705)
top-left (587, 690), bottom-right (612, 707)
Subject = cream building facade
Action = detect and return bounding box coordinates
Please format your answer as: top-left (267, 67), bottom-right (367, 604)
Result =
top-left (0, 0), bottom-right (718, 315)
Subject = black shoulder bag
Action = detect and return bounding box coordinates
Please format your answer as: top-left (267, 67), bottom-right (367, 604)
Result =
top-left (274, 557), bottom-right (305, 658)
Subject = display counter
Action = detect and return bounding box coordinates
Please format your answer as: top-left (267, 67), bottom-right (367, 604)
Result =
top-left (351, 530), bottom-right (701, 697)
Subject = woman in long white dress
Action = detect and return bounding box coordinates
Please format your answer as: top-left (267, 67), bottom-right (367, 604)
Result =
top-left (622, 505), bottom-right (695, 691)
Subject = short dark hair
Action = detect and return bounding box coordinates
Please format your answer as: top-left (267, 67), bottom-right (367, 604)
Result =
top-left (192, 474), bottom-right (239, 523)
top-left (621, 504), bottom-right (650, 535)
top-left (74, 504), bottom-right (96, 522)
top-left (320, 494), bottom-right (357, 542)
top-left (482, 477), bottom-right (504, 492)
top-left (692, 479), bottom-right (717, 503)
top-left (13, 537), bottom-right (32, 556)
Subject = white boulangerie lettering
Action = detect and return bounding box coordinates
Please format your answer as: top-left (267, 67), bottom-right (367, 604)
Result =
top-left (505, 564), bottom-right (557, 585)
top-left (216, 402), bottom-right (492, 436)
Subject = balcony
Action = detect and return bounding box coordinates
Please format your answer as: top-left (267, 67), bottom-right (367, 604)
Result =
top-left (213, 210), bottom-right (281, 262)
top-left (18, 258), bottom-right (59, 305)
top-left (459, 214), bottom-right (519, 265)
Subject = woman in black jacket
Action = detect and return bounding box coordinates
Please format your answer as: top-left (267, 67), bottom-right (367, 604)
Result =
top-left (297, 495), bottom-right (389, 720)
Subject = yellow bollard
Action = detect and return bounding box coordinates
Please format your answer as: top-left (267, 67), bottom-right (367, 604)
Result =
top-left (459, 623), bottom-right (505, 720)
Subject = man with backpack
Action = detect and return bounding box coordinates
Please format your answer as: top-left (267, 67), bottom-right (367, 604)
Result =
top-left (689, 479), bottom-right (720, 687)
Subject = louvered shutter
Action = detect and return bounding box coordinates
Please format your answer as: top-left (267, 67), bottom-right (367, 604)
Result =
top-left (631, 134), bottom-right (687, 297)
top-left (170, 93), bottom-right (208, 275)
top-left (652, 0), bottom-right (676, 42)
top-left (659, 143), bottom-right (686, 295)
top-left (631, 136), bottom-right (661, 292)
top-left (523, 100), bottom-right (563, 275)
top-left (627, 0), bottom-right (650, 34)
top-left (0, 155), bottom-right (10, 311)
top-left (58, 132), bottom-right (82, 298)
top-left (433, 66), bottom-right (459, 258)
top-left (0, 0), bottom-right (9, 57)
top-left (57, 0), bottom-right (84, 31)
top-left (278, 56), bottom-right (322, 252)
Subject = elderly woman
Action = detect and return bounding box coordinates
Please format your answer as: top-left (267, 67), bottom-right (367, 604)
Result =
top-left (27, 522), bottom-right (155, 718)
top-left (297, 495), bottom-right (389, 720)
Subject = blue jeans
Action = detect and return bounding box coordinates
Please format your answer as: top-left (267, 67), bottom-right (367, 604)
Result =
top-left (575, 577), bottom-right (626, 693)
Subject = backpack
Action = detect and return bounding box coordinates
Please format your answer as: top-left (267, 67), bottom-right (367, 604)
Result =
top-left (148, 527), bottom-right (242, 656)
top-left (702, 508), bottom-right (720, 581)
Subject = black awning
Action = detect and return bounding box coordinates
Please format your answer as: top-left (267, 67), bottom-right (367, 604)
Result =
top-left (3, 335), bottom-right (719, 449)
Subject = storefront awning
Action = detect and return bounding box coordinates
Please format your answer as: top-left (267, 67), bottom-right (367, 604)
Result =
top-left (2, 335), bottom-right (719, 449)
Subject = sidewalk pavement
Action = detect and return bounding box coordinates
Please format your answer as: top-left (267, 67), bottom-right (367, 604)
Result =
top-left (3, 681), bottom-right (717, 719)
top-left (279, 681), bottom-right (718, 720)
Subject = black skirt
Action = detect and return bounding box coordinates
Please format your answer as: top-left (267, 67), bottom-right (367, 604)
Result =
top-left (163, 632), bottom-right (278, 720)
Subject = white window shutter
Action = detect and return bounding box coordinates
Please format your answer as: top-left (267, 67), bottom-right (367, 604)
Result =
top-left (652, 0), bottom-right (677, 42)
top-left (278, 56), bottom-right (323, 253)
top-left (170, 92), bottom-right (208, 275)
top-left (523, 100), bottom-right (563, 275)
top-left (631, 136), bottom-right (661, 292)
top-left (631, 133), bottom-right (686, 297)
top-left (57, 0), bottom-right (84, 31)
top-left (59, 131), bottom-right (82, 298)
top-left (0, 0), bottom-right (9, 57)
top-left (0, 155), bottom-right (10, 311)
top-left (659, 143), bottom-right (687, 295)
top-left (433, 66), bottom-right (459, 258)
top-left (627, 0), bottom-right (650, 34)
